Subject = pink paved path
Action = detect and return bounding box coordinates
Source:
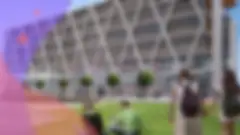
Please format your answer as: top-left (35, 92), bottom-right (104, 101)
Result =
top-left (0, 55), bottom-right (33, 134)
top-left (0, 55), bottom-right (84, 135)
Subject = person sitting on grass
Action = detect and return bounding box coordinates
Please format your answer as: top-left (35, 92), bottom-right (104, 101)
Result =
top-left (108, 100), bottom-right (142, 135)
top-left (83, 101), bottom-right (105, 135)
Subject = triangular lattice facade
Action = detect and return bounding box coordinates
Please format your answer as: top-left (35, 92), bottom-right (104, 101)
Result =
top-left (6, 0), bottom-right (233, 99)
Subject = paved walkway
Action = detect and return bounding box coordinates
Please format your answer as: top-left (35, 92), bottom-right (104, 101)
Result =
top-left (0, 102), bottom-right (85, 135)
top-left (28, 102), bottom-right (84, 135)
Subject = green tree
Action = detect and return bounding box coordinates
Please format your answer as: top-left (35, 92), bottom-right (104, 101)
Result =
top-left (58, 78), bottom-right (68, 100)
top-left (136, 70), bottom-right (154, 97)
top-left (137, 70), bottom-right (154, 87)
top-left (80, 75), bottom-right (93, 87)
top-left (78, 75), bottom-right (94, 103)
top-left (106, 72), bottom-right (120, 88)
top-left (35, 80), bottom-right (45, 90)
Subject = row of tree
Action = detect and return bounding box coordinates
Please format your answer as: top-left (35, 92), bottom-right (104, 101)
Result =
top-left (35, 70), bottom-right (154, 92)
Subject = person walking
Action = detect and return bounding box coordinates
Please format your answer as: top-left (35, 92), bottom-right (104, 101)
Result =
top-left (168, 69), bottom-right (205, 135)
top-left (219, 69), bottom-right (240, 135)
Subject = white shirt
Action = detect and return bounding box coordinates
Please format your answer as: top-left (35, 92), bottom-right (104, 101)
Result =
top-left (171, 80), bottom-right (199, 135)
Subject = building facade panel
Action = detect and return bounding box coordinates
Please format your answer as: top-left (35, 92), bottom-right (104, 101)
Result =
top-left (4, 0), bottom-right (234, 99)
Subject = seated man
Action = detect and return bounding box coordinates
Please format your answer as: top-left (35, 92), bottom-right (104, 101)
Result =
top-left (83, 102), bottom-right (104, 135)
top-left (108, 100), bottom-right (142, 135)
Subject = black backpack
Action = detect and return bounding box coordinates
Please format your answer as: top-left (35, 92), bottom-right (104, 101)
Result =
top-left (181, 84), bottom-right (201, 117)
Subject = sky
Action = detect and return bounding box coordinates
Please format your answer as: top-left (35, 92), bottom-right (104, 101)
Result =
top-left (0, 0), bottom-right (69, 52)
top-left (228, 0), bottom-right (240, 80)
top-left (70, 0), bottom-right (103, 10)
top-left (0, 0), bottom-right (104, 81)
top-left (0, 0), bottom-right (104, 52)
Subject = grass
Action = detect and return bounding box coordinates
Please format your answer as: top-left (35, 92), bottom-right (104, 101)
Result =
top-left (71, 101), bottom-right (240, 135)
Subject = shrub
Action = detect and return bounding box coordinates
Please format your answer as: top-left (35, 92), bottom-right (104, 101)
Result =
top-left (59, 78), bottom-right (68, 89)
top-left (80, 75), bottom-right (93, 87)
top-left (35, 80), bottom-right (45, 89)
top-left (106, 72), bottom-right (120, 87)
top-left (137, 70), bottom-right (154, 87)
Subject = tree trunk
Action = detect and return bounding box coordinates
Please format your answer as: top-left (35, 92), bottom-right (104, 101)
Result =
top-left (111, 86), bottom-right (123, 97)
top-left (136, 86), bottom-right (148, 98)
top-left (84, 87), bottom-right (97, 110)
top-left (75, 86), bottom-right (89, 102)
top-left (110, 86), bottom-right (115, 97)
top-left (58, 88), bottom-right (66, 100)
top-left (107, 86), bottom-right (112, 97)
top-left (96, 86), bottom-right (106, 98)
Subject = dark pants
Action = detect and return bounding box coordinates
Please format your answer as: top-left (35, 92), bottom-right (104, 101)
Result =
top-left (109, 125), bottom-right (140, 135)
top-left (111, 130), bottom-right (139, 135)
top-left (84, 111), bottom-right (104, 135)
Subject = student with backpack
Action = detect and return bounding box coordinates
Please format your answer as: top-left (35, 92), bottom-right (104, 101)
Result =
top-left (218, 69), bottom-right (240, 135)
top-left (168, 69), bottom-right (205, 135)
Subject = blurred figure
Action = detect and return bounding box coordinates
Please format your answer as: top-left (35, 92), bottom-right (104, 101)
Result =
top-left (178, 0), bottom-right (189, 2)
top-left (97, 86), bottom-right (106, 98)
top-left (83, 101), bottom-right (104, 135)
top-left (220, 69), bottom-right (240, 135)
top-left (169, 69), bottom-right (205, 135)
top-left (108, 100), bottom-right (142, 135)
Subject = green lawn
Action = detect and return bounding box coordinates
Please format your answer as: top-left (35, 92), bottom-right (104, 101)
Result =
top-left (71, 101), bottom-right (240, 135)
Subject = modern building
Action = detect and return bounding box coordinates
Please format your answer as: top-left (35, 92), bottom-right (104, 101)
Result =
top-left (5, 0), bottom-right (237, 100)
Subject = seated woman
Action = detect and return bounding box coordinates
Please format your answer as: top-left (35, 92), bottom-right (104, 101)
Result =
top-left (108, 100), bottom-right (142, 135)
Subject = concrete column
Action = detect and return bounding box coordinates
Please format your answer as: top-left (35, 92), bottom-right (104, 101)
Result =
top-left (212, 0), bottom-right (223, 91)
top-left (228, 20), bottom-right (237, 72)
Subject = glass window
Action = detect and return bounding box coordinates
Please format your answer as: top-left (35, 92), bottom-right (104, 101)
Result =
top-left (107, 29), bottom-right (126, 38)
top-left (82, 33), bottom-right (98, 42)
top-left (193, 55), bottom-right (210, 67)
top-left (138, 40), bottom-right (155, 49)
top-left (172, 35), bottom-right (194, 46)
top-left (126, 10), bottom-right (135, 22)
top-left (123, 58), bottom-right (137, 65)
top-left (134, 22), bottom-right (159, 35)
top-left (139, 7), bottom-right (152, 20)
top-left (167, 15), bottom-right (199, 31)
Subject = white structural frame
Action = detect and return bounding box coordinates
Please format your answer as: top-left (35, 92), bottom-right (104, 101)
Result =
top-left (88, 6), bottom-right (117, 72)
top-left (148, 0), bottom-right (182, 71)
top-left (212, 0), bottom-right (223, 91)
top-left (68, 13), bottom-right (92, 74)
top-left (113, 0), bottom-right (144, 68)
top-left (25, 0), bottom-right (237, 95)
top-left (185, 0), bottom-right (205, 67)
top-left (52, 23), bottom-right (70, 76)
top-left (229, 20), bottom-right (237, 72)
